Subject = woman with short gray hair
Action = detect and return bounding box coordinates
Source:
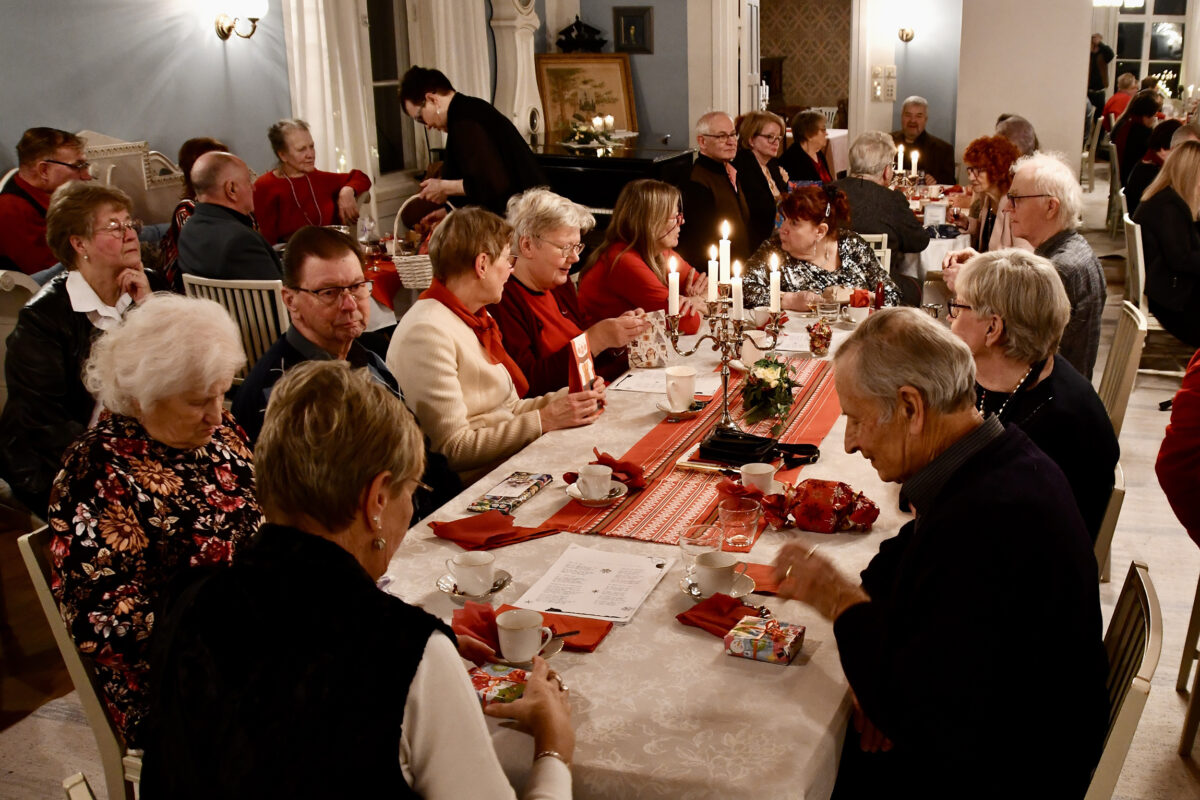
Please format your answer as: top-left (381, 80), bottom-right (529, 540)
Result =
top-left (46, 293), bottom-right (262, 746)
top-left (949, 248), bottom-right (1117, 540)
top-left (491, 187), bottom-right (648, 395)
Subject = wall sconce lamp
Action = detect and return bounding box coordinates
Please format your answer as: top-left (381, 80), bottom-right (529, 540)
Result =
top-left (898, 27), bottom-right (915, 43)
top-left (215, 2), bottom-right (269, 40)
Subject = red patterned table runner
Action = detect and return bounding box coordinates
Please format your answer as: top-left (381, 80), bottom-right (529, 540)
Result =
top-left (545, 359), bottom-right (841, 550)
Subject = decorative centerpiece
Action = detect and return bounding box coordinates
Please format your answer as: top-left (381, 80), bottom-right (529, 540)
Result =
top-left (742, 356), bottom-right (797, 435)
top-left (562, 112), bottom-right (618, 148)
top-left (806, 318), bottom-right (832, 357)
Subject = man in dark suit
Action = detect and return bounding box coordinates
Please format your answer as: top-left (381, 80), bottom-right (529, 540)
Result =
top-left (178, 151), bottom-right (282, 281)
top-left (835, 131), bottom-right (929, 261)
top-left (890, 96), bottom-right (955, 185)
top-left (677, 111), bottom-right (752, 268)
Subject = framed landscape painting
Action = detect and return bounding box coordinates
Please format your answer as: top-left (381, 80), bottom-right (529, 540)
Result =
top-left (535, 53), bottom-right (638, 143)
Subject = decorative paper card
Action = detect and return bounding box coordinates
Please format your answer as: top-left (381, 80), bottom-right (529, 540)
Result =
top-left (514, 543), bottom-right (674, 623)
top-left (610, 369), bottom-right (722, 396)
top-left (468, 663), bottom-right (528, 706)
top-left (923, 202), bottom-right (948, 226)
top-left (773, 332), bottom-right (809, 352)
top-left (467, 472), bottom-right (553, 514)
top-left (628, 310), bottom-right (671, 368)
top-left (569, 332), bottom-right (596, 392)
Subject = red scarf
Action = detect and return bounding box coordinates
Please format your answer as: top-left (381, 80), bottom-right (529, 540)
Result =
top-left (420, 279), bottom-right (531, 397)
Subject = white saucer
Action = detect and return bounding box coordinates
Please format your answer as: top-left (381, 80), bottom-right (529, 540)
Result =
top-left (495, 635), bottom-right (566, 668)
top-left (436, 569), bottom-right (513, 604)
top-left (656, 401), bottom-right (702, 420)
top-left (680, 571), bottom-right (756, 601)
top-left (566, 480), bottom-right (628, 507)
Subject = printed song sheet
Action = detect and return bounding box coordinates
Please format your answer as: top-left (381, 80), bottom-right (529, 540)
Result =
top-left (514, 544), bottom-right (674, 622)
top-left (609, 370), bottom-right (723, 396)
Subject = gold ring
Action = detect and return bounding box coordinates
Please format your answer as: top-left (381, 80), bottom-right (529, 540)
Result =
top-left (806, 543), bottom-right (820, 559)
top-left (783, 564), bottom-right (793, 580)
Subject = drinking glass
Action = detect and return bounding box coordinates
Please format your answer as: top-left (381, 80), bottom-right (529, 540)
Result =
top-left (718, 498), bottom-right (761, 548)
top-left (678, 525), bottom-right (723, 576)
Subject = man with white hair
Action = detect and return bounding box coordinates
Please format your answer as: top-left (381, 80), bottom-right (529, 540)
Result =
top-left (772, 307), bottom-right (1107, 798)
top-left (834, 131), bottom-right (929, 261)
top-left (945, 153), bottom-right (1105, 379)
top-left (889, 96), bottom-right (955, 185)
top-left (677, 111), bottom-right (752, 268)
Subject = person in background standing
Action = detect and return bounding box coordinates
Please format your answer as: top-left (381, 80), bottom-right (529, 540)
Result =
top-left (1088, 33), bottom-right (1114, 120)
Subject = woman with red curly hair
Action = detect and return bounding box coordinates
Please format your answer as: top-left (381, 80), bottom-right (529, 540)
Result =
top-left (742, 184), bottom-right (899, 311)
top-left (951, 135), bottom-right (1028, 253)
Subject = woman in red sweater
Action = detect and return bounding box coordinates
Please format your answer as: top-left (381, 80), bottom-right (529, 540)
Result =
top-left (253, 119), bottom-right (372, 244)
top-left (490, 188), bottom-right (648, 396)
top-left (578, 179), bottom-right (707, 334)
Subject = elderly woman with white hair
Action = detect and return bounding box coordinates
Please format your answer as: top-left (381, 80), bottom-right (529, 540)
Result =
top-left (949, 248), bottom-right (1118, 541)
top-left (834, 131), bottom-right (930, 259)
top-left (47, 293), bottom-right (262, 746)
top-left (945, 152), bottom-right (1105, 379)
top-left (489, 188), bottom-right (649, 395)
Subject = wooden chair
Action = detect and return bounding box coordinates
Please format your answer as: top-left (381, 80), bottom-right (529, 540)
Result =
top-left (812, 106), bottom-right (838, 127)
top-left (1097, 302), bottom-right (1147, 439)
top-left (1106, 142), bottom-right (1123, 238)
top-left (0, 269), bottom-right (41, 412)
top-left (181, 275), bottom-right (289, 382)
top-left (859, 233), bottom-right (888, 256)
top-left (1081, 115), bottom-right (1103, 193)
top-left (1123, 214), bottom-right (1186, 379)
top-left (1179, 569), bottom-right (1200, 755)
top-left (1093, 464), bottom-right (1125, 583)
top-left (18, 527), bottom-right (142, 800)
top-left (1085, 561), bottom-right (1162, 800)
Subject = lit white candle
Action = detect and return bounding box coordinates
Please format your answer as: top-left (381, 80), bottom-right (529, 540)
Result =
top-left (730, 261), bottom-right (743, 320)
top-left (719, 220), bottom-right (731, 283)
top-left (667, 257), bottom-right (679, 315)
top-left (604, 114), bottom-right (615, 131)
top-left (911, 150), bottom-right (919, 177)
top-left (707, 245), bottom-right (719, 301)
top-left (896, 143), bottom-right (904, 171)
top-left (592, 115), bottom-right (604, 132)
top-left (769, 253), bottom-right (781, 313)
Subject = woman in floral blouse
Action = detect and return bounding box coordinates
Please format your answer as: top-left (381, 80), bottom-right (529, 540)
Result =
top-left (47, 293), bottom-right (262, 746)
top-left (742, 184), bottom-right (900, 311)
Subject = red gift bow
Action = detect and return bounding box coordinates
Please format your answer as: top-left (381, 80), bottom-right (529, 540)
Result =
top-left (562, 448), bottom-right (646, 490)
top-left (717, 478), bottom-right (878, 533)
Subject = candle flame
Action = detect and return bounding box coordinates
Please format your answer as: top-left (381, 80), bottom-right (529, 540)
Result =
top-left (733, 260), bottom-right (741, 278)
top-left (709, 244), bottom-right (718, 260)
top-left (720, 220), bottom-right (730, 239)
top-left (769, 253), bottom-right (779, 272)
top-left (668, 256), bottom-right (677, 274)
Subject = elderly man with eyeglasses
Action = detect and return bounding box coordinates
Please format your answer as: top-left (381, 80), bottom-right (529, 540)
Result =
top-left (177, 151), bottom-right (283, 282)
top-left (943, 152), bottom-right (1105, 380)
top-left (0, 127), bottom-right (92, 274)
top-left (771, 307), bottom-right (1107, 799)
top-left (233, 225), bottom-right (461, 521)
top-left (677, 111), bottom-right (753, 268)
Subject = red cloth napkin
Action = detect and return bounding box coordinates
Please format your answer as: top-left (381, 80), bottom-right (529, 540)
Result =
top-left (428, 510), bottom-right (560, 551)
top-left (743, 563), bottom-right (781, 595)
top-left (562, 448), bottom-right (646, 490)
top-left (849, 288), bottom-right (871, 309)
top-left (676, 593), bottom-right (760, 637)
top-left (754, 313), bottom-right (790, 330)
top-left (452, 601), bottom-right (613, 653)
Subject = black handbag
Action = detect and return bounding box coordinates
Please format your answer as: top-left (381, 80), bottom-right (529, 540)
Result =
top-left (698, 428), bottom-right (777, 466)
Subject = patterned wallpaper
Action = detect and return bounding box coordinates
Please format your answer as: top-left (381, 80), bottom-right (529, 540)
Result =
top-left (761, 0), bottom-right (852, 111)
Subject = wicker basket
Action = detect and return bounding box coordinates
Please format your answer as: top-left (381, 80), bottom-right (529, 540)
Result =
top-left (393, 255), bottom-right (433, 289)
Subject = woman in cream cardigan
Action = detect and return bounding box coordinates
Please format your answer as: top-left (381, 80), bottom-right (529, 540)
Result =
top-left (387, 207), bottom-right (606, 483)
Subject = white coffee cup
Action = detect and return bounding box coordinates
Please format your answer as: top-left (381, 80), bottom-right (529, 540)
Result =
top-left (665, 365), bottom-right (697, 412)
top-left (496, 608), bottom-right (554, 663)
top-left (845, 304), bottom-right (870, 323)
top-left (752, 306), bottom-right (772, 327)
top-left (693, 551), bottom-right (749, 596)
top-left (741, 329), bottom-right (771, 364)
top-left (445, 551), bottom-right (495, 596)
top-left (578, 464), bottom-right (614, 500)
top-left (740, 462), bottom-right (776, 493)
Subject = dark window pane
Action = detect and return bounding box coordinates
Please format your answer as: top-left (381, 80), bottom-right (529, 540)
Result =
top-left (1115, 60), bottom-right (1142, 81)
top-left (1154, 0), bottom-right (1187, 15)
top-left (1150, 22), bottom-right (1184, 60)
top-left (367, 0), bottom-right (398, 82)
top-left (1147, 62), bottom-right (1182, 96)
top-left (1119, 22), bottom-right (1145, 59)
top-left (374, 86), bottom-right (405, 174)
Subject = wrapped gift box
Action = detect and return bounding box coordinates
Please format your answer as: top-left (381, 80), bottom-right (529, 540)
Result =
top-left (723, 615), bottom-right (805, 665)
top-left (468, 663), bottom-right (528, 706)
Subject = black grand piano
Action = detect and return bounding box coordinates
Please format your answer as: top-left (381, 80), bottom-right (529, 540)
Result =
top-left (532, 138), bottom-right (694, 216)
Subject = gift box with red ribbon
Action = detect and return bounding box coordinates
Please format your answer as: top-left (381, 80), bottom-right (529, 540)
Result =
top-left (468, 663), bottom-right (528, 706)
top-left (723, 615), bottom-right (805, 665)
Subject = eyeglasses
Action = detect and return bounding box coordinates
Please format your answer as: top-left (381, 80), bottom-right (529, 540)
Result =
top-left (536, 235), bottom-right (585, 258)
top-left (755, 133), bottom-right (783, 144)
top-left (92, 219), bottom-right (143, 238)
top-left (295, 280), bottom-right (374, 304)
top-left (667, 212), bottom-right (685, 230)
top-left (966, 167), bottom-right (983, 176)
top-left (1006, 193), bottom-right (1051, 208)
top-left (408, 98), bottom-right (431, 127)
top-left (700, 132), bottom-right (737, 141)
top-left (946, 301), bottom-right (973, 319)
top-left (44, 158), bottom-right (91, 173)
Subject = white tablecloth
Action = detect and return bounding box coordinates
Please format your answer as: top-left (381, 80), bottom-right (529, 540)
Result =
top-left (898, 234), bottom-right (970, 282)
top-left (382, 324), bottom-right (904, 799)
top-left (827, 129), bottom-right (849, 176)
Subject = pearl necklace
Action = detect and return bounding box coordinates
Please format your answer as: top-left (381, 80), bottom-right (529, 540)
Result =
top-left (283, 171), bottom-right (322, 227)
top-left (977, 363), bottom-right (1035, 421)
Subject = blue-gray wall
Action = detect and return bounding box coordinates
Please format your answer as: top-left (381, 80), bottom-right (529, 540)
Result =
top-left (891, 0), bottom-right (962, 144)
top-left (0, 0), bottom-right (292, 175)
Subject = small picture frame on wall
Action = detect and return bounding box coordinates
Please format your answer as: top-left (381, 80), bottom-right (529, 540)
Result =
top-left (613, 7), bottom-right (653, 55)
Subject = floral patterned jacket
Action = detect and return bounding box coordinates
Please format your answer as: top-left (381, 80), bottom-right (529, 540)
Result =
top-left (47, 410), bottom-right (262, 745)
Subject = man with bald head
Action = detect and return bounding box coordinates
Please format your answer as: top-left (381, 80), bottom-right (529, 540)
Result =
top-left (178, 151), bottom-right (281, 280)
top-left (677, 111), bottom-right (753, 268)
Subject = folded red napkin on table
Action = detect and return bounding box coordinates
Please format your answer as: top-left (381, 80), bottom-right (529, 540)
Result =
top-left (754, 313), bottom-right (790, 330)
top-left (742, 563), bottom-right (781, 595)
top-left (676, 593), bottom-right (761, 638)
top-left (562, 448), bottom-right (646, 490)
top-left (452, 601), bottom-right (613, 653)
top-left (849, 289), bottom-right (871, 309)
top-left (428, 510), bottom-right (560, 551)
